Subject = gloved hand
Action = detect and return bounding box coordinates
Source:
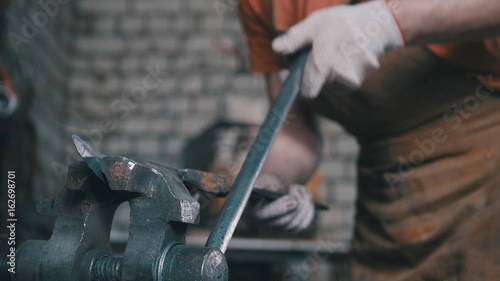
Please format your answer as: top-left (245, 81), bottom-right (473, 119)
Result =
top-left (272, 0), bottom-right (404, 98)
top-left (244, 173), bottom-right (315, 237)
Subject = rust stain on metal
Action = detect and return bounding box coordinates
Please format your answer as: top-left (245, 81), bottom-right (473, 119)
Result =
top-left (108, 160), bottom-right (130, 179)
top-left (201, 173), bottom-right (225, 193)
top-left (80, 201), bottom-right (92, 214)
top-left (180, 169), bottom-right (229, 197)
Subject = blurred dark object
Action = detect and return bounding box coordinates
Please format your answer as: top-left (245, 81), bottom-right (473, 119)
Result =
top-left (0, 1), bottom-right (10, 14)
top-left (0, 7), bottom-right (53, 256)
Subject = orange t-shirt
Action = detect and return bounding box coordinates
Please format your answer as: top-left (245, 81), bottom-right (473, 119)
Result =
top-left (239, 0), bottom-right (500, 88)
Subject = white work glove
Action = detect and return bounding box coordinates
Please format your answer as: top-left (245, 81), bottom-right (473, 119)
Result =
top-left (244, 173), bottom-right (315, 237)
top-left (272, 0), bottom-right (404, 98)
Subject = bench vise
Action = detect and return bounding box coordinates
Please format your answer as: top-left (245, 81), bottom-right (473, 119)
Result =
top-left (6, 135), bottom-right (229, 281)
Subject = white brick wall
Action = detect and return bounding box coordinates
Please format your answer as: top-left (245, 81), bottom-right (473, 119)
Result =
top-left (78, 1), bottom-right (127, 14)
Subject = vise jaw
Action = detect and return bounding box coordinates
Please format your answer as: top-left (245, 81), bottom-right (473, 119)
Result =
top-left (8, 137), bottom-right (228, 281)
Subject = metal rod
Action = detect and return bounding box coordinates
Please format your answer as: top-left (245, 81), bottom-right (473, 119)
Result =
top-left (206, 52), bottom-right (309, 253)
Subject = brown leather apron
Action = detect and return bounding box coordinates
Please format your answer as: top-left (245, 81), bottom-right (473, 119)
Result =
top-left (305, 46), bottom-right (500, 281)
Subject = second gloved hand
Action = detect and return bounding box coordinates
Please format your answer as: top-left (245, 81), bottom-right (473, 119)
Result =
top-left (244, 173), bottom-right (315, 237)
top-left (272, 0), bottom-right (404, 98)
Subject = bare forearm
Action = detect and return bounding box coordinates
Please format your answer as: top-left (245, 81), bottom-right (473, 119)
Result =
top-left (389, 0), bottom-right (500, 45)
top-left (262, 72), bottom-right (321, 187)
